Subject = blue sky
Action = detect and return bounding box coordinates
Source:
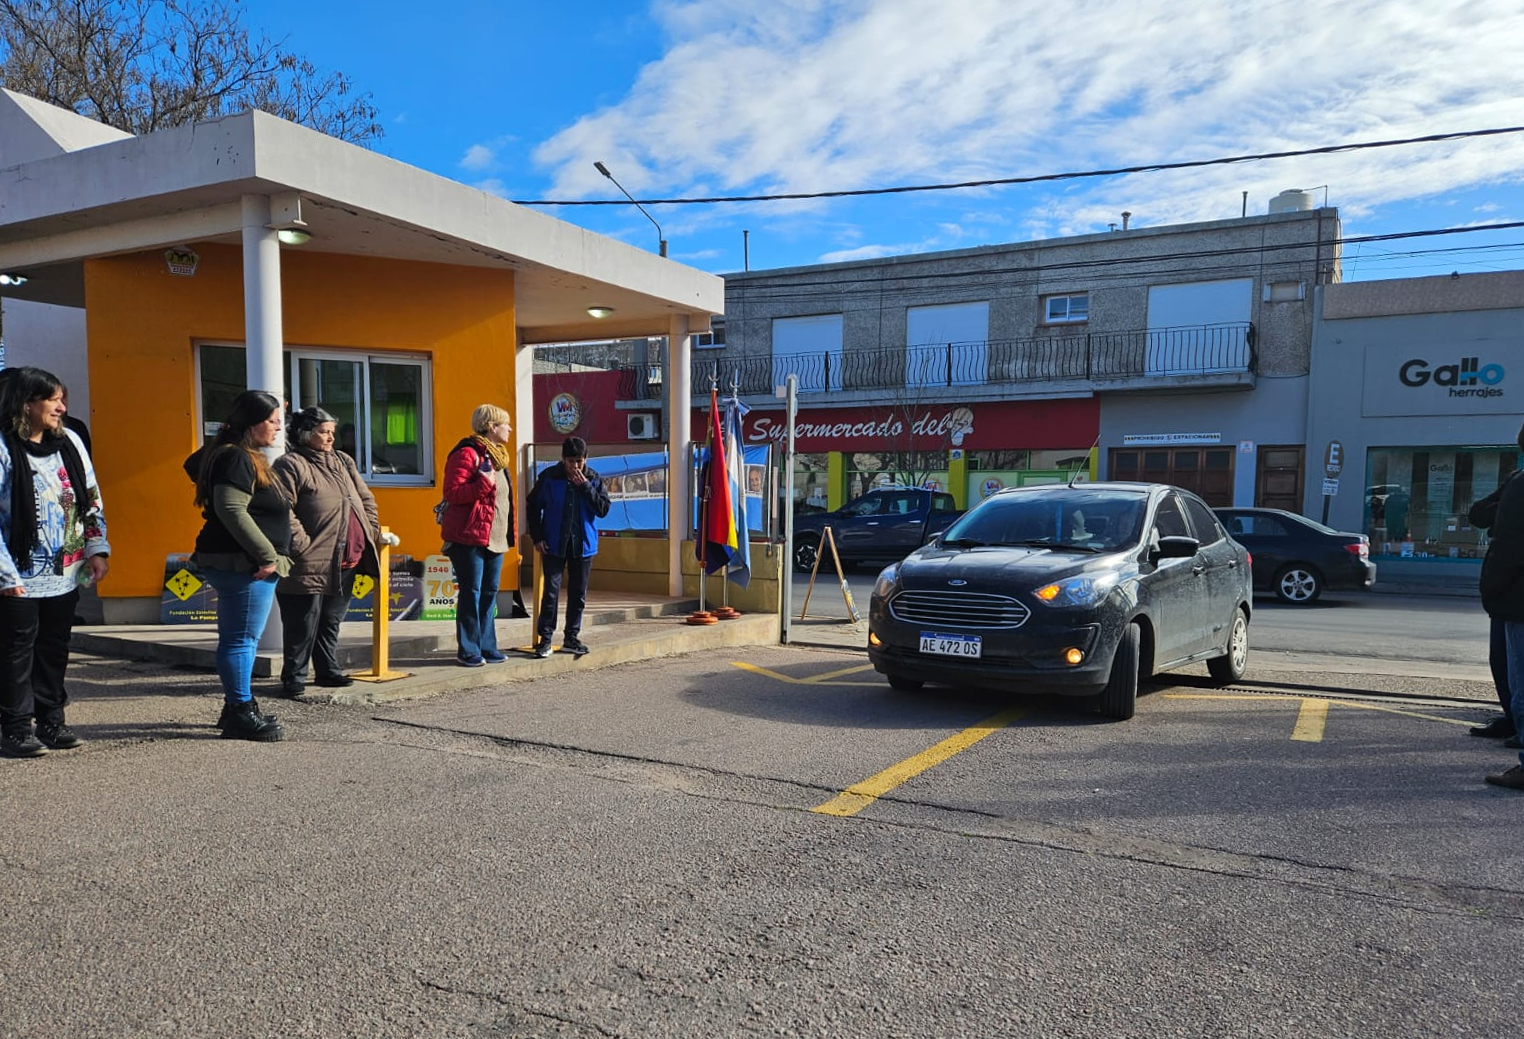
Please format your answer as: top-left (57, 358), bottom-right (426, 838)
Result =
top-left (244, 0), bottom-right (1524, 281)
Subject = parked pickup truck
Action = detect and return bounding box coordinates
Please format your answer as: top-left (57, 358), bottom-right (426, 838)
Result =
top-left (792, 487), bottom-right (964, 572)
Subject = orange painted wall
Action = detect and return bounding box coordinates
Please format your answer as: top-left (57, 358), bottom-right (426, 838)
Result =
top-left (83, 245), bottom-right (518, 600)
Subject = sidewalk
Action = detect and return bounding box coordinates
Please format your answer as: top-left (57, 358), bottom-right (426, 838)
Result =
top-left (70, 592), bottom-right (781, 706)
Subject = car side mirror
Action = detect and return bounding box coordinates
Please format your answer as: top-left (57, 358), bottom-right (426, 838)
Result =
top-left (1154, 535), bottom-right (1200, 560)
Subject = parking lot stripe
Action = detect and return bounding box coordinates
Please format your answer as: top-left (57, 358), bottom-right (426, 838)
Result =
top-left (810, 708), bottom-right (1024, 818)
top-left (1164, 693), bottom-right (1477, 730)
top-left (1291, 698), bottom-right (1330, 742)
top-left (731, 662), bottom-right (880, 687)
top-left (804, 664), bottom-right (877, 684)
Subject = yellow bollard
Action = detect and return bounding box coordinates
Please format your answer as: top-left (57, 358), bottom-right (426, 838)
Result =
top-left (353, 525), bottom-right (411, 681)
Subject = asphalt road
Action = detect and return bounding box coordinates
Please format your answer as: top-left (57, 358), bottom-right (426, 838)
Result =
top-left (2, 594), bottom-right (1517, 1038)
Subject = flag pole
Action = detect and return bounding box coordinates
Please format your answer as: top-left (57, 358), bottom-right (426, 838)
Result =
top-left (715, 372), bottom-right (743, 620)
top-left (687, 376), bottom-right (720, 625)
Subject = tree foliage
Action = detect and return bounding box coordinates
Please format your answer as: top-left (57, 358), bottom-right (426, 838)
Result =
top-left (0, 0), bottom-right (381, 143)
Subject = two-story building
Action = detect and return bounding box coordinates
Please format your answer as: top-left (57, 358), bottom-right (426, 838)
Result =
top-left (683, 190), bottom-right (1340, 514)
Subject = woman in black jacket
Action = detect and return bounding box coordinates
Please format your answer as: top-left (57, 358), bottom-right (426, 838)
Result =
top-left (1480, 422), bottom-right (1524, 789)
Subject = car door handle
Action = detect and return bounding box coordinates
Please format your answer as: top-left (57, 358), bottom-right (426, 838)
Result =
top-left (866, 521), bottom-right (879, 526)
top-left (1192, 564), bottom-right (1206, 575)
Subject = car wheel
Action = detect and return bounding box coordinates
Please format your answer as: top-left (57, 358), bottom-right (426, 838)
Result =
top-left (793, 535), bottom-right (820, 573)
top-left (1095, 623), bottom-right (1140, 721)
top-left (1207, 607), bottom-right (1249, 685)
top-left (886, 674), bottom-right (923, 692)
top-left (1274, 564), bottom-right (1322, 604)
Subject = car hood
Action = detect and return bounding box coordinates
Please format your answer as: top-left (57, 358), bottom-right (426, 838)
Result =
top-left (897, 544), bottom-right (1130, 587)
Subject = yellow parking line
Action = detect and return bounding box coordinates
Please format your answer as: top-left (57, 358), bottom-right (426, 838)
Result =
top-left (804, 664), bottom-right (877, 684)
top-left (1163, 692), bottom-right (1478, 734)
top-left (1291, 698), bottom-right (1329, 742)
top-left (731, 661), bottom-right (879, 687)
top-left (811, 708), bottom-right (1024, 818)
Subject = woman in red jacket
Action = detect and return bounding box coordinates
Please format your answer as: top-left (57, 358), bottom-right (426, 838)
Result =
top-left (440, 404), bottom-right (514, 666)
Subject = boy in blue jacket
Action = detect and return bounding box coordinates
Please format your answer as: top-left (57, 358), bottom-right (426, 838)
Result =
top-left (527, 437), bottom-right (611, 658)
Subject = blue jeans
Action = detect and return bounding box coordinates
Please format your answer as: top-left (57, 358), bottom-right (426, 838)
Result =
top-left (445, 543), bottom-right (502, 659)
top-left (203, 569), bottom-right (278, 704)
top-left (1507, 621), bottom-right (1524, 767)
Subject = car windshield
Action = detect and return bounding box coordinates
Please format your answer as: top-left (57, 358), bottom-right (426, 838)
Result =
top-left (941, 488), bottom-right (1147, 552)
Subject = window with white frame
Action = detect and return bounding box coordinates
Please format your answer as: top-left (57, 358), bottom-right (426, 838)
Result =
top-left (693, 323), bottom-right (726, 349)
top-left (1044, 293), bottom-right (1089, 324)
top-left (196, 343), bottom-right (433, 485)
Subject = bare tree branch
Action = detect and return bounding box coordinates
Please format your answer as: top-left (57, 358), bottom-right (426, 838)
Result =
top-left (0, 0), bottom-right (381, 143)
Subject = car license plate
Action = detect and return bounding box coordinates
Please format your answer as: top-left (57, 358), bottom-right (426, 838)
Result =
top-left (919, 632), bottom-right (982, 658)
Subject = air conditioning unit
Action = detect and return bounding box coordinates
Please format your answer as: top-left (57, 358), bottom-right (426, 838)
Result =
top-left (627, 413), bottom-right (660, 440)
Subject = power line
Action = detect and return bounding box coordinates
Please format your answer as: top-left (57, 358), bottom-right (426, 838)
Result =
top-left (513, 126), bottom-right (1524, 207)
top-left (718, 220), bottom-right (1524, 305)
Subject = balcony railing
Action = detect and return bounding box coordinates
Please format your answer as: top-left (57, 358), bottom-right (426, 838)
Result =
top-left (679, 323), bottom-right (1254, 396)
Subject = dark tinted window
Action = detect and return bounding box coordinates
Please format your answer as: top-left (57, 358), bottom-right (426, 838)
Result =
top-left (1183, 496), bottom-right (1224, 544)
top-left (1152, 494), bottom-right (1191, 539)
top-left (1220, 511), bottom-right (1296, 537)
top-left (933, 492), bottom-right (957, 512)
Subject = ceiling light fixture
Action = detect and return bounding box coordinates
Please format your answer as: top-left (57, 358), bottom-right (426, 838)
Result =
top-left (276, 228), bottom-right (312, 246)
top-left (587, 306), bottom-right (615, 319)
top-left (0, 273), bottom-right (28, 286)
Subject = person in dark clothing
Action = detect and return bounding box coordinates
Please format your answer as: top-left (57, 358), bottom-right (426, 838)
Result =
top-left (1469, 465), bottom-right (1521, 742)
top-left (526, 437), bottom-right (610, 658)
top-left (1480, 420), bottom-right (1524, 789)
top-left (184, 391), bottom-right (303, 742)
top-left (0, 367), bottom-right (110, 758)
top-left (60, 386), bottom-right (91, 457)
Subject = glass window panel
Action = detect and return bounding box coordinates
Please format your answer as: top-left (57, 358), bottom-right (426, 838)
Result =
top-left (368, 360), bottom-right (425, 476)
top-left (298, 357), bottom-right (364, 463)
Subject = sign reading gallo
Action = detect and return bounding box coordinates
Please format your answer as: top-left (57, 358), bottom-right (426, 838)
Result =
top-left (1363, 343), bottom-right (1512, 416)
top-left (697, 398), bottom-right (1098, 452)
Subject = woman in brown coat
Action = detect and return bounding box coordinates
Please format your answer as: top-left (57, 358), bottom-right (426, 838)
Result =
top-left (273, 407), bottom-right (398, 695)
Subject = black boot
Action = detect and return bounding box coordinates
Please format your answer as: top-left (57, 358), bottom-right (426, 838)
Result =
top-left (218, 700), bottom-right (285, 742)
top-left (216, 698), bottom-right (277, 731)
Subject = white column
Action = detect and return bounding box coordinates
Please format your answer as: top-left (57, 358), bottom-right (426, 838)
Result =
top-left (514, 331), bottom-right (535, 622)
top-left (667, 314), bottom-right (692, 597)
top-left (241, 194), bottom-right (286, 652)
top-left (241, 195), bottom-right (285, 425)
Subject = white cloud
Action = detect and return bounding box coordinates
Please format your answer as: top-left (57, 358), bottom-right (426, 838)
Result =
top-left (460, 143), bottom-right (498, 172)
top-left (532, 0), bottom-right (1524, 248)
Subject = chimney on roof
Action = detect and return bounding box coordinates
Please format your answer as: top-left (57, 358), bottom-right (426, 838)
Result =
top-left (1121, 211), bottom-right (1132, 231)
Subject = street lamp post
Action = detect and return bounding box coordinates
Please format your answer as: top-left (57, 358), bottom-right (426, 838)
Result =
top-left (593, 161), bottom-right (668, 258)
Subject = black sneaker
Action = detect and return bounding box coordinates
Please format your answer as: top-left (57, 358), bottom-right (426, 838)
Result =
top-left (278, 680), bottom-right (307, 698)
top-left (563, 636), bottom-right (589, 658)
top-left (533, 638), bottom-right (553, 659)
top-left (35, 722), bottom-right (84, 750)
top-left (0, 730), bottom-right (48, 758)
top-left (1485, 765), bottom-right (1524, 790)
top-left (315, 674), bottom-right (354, 688)
top-left (217, 699), bottom-right (277, 730)
top-left (219, 700), bottom-right (285, 742)
top-left (1470, 716), bottom-right (1515, 738)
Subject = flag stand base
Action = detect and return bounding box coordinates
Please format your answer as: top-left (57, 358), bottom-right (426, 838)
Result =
top-left (686, 610), bottom-right (718, 625)
top-left (713, 606), bottom-right (741, 620)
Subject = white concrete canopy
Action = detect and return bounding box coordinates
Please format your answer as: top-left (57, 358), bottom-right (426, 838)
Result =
top-left (0, 90), bottom-right (722, 341)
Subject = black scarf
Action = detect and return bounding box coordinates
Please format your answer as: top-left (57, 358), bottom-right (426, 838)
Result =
top-left (4, 429), bottom-right (90, 565)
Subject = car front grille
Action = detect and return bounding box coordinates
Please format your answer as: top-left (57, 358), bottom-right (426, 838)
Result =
top-left (888, 590), bottom-right (1030, 629)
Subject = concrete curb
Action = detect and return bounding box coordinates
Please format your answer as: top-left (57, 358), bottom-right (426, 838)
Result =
top-left (70, 599), bottom-right (705, 678)
top-left (318, 612), bottom-right (781, 706)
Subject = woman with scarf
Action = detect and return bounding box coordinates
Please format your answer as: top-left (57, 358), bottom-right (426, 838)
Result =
top-left (439, 404), bottom-right (514, 666)
top-left (0, 367), bottom-right (110, 759)
top-left (273, 407), bottom-right (399, 696)
top-left (185, 390), bottom-right (300, 742)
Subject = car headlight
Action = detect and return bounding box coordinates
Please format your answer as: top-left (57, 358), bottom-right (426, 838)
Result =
top-left (873, 564), bottom-right (900, 599)
top-left (1032, 571), bottom-right (1120, 608)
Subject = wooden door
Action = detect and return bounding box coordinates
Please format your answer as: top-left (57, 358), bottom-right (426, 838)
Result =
top-left (1256, 446), bottom-right (1304, 512)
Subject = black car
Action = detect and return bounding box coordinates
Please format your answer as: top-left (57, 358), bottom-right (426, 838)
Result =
top-left (1214, 507), bottom-right (1376, 604)
top-left (867, 482), bottom-right (1252, 720)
